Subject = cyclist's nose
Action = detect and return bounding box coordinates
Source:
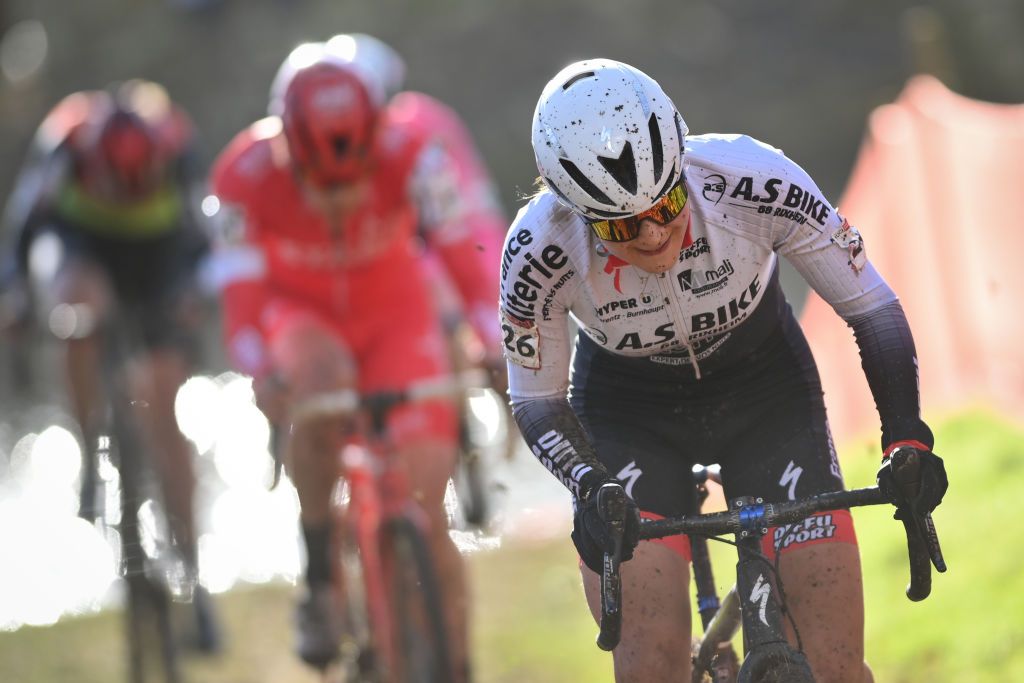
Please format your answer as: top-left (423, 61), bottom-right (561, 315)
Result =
top-left (635, 219), bottom-right (669, 246)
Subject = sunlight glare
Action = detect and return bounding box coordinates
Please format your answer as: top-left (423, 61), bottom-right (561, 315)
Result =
top-left (175, 374), bottom-right (222, 454)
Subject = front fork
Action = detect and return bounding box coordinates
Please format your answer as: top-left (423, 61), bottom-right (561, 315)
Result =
top-left (731, 496), bottom-right (787, 654)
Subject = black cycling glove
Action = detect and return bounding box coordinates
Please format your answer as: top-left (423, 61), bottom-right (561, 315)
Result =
top-left (571, 481), bottom-right (641, 574)
top-left (876, 441), bottom-right (948, 519)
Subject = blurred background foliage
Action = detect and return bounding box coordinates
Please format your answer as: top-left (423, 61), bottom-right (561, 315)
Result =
top-left (2, 0), bottom-right (1024, 225)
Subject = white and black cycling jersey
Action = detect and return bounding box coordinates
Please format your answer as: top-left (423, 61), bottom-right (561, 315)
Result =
top-left (500, 133), bottom-right (886, 402)
top-left (500, 134), bottom-right (932, 499)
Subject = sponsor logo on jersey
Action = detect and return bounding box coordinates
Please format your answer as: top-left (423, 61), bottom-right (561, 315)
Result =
top-left (540, 269), bottom-right (576, 321)
top-left (501, 227), bottom-right (569, 321)
top-left (532, 429), bottom-right (590, 496)
top-left (727, 176), bottom-right (831, 227)
top-left (829, 214), bottom-right (866, 274)
top-left (689, 274), bottom-right (762, 336)
top-left (678, 259), bottom-right (734, 297)
top-left (610, 274), bottom-right (761, 350)
top-left (678, 236), bottom-right (711, 261)
top-left (702, 173), bottom-right (726, 204)
top-left (613, 322), bottom-right (677, 351)
top-left (649, 333), bottom-right (730, 365)
top-left (596, 298), bottom-right (639, 317)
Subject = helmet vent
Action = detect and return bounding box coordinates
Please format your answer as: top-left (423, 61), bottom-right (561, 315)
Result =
top-left (559, 158), bottom-right (614, 205)
top-left (562, 71), bottom-right (596, 90)
top-left (653, 161), bottom-right (677, 200)
top-left (597, 141), bottom-right (638, 195)
top-left (647, 114), bottom-right (663, 182)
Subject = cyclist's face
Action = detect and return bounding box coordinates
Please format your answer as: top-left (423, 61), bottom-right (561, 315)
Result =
top-left (598, 203), bottom-right (691, 274)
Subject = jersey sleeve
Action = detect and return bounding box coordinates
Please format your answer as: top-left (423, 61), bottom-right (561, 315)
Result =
top-left (499, 197), bottom-right (579, 402)
top-left (410, 138), bottom-right (505, 355)
top-left (757, 150), bottom-right (896, 320)
top-left (205, 131), bottom-right (274, 378)
top-left (500, 196), bottom-right (611, 498)
top-left (735, 144), bottom-right (932, 449)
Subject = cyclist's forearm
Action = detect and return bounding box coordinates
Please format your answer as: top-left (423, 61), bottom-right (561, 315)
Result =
top-left (511, 396), bottom-right (610, 499)
top-left (847, 301), bottom-right (934, 450)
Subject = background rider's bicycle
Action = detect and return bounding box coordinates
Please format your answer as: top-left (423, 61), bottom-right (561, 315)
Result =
top-left (595, 451), bottom-right (947, 683)
top-left (66, 303), bottom-right (191, 683)
top-left (292, 370), bottom-right (487, 683)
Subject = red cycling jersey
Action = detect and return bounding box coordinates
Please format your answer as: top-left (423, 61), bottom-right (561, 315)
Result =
top-left (207, 92), bottom-right (503, 388)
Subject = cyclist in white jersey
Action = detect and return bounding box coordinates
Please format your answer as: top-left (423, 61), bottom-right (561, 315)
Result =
top-left (500, 59), bottom-right (948, 682)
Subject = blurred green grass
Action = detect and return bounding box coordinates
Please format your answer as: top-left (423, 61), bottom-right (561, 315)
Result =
top-left (0, 408), bottom-right (1020, 682)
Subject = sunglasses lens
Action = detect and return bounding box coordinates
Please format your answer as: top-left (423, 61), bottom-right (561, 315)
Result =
top-left (587, 180), bottom-right (688, 243)
top-left (590, 218), bottom-right (641, 242)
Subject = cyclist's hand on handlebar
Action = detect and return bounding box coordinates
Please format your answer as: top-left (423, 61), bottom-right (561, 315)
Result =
top-left (877, 442), bottom-right (948, 519)
top-left (572, 481), bottom-right (640, 574)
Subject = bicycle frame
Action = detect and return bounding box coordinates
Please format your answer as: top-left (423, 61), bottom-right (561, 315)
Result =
top-left (293, 370), bottom-right (486, 682)
top-left (335, 438), bottom-right (436, 678)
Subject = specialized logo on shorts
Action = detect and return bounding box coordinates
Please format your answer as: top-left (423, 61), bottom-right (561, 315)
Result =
top-left (772, 513), bottom-right (837, 552)
top-left (779, 460), bottom-right (803, 500)
top-left (615, 461), bottom-right (643, 499)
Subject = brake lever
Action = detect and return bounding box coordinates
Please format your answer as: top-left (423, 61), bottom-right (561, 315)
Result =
top-left (890, 449), bottom-right (947, 599)
top-left (596, 485), bottom-right (626, 651)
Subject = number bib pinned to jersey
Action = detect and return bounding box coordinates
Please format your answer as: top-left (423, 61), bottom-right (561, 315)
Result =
top-left (500, 310), bottom-right (541, 369)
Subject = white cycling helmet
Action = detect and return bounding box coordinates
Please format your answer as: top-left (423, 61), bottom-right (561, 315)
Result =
top-left (325, 33), bottom-right (406, 104)
top-left (269, 34), bottom-right (406, 116)
top-left (532, 59), bottom-right (687, 220)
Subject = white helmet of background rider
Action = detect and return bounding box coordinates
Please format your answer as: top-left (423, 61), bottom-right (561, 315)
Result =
top-left (325, 33), bottom-right (406, 104)
top-left (268, 34), bottom-right (406, 116)
top-left (532, 59), bottom-right (688, 220)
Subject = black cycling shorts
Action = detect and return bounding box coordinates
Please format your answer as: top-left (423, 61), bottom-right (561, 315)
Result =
top-left (34, 216), bottom-right (206, 353)
top-left (569, 314), bottom-right (847, 556)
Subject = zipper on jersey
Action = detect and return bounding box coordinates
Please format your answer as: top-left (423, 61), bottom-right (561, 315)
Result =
top-left (656, 272), bottom-right (703, 380)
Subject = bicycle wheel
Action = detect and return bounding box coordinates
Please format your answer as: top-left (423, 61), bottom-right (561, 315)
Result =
top-left (737, 642), bottom-right (814, 683)
top-left (113, 397), bottom-right (181, 683)
top-left (331, 513), bottom-right (378, 681)
top-left (453, 441), bottom-right (489, 528)
top-left (382, 517), bottom-right (454, 683)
